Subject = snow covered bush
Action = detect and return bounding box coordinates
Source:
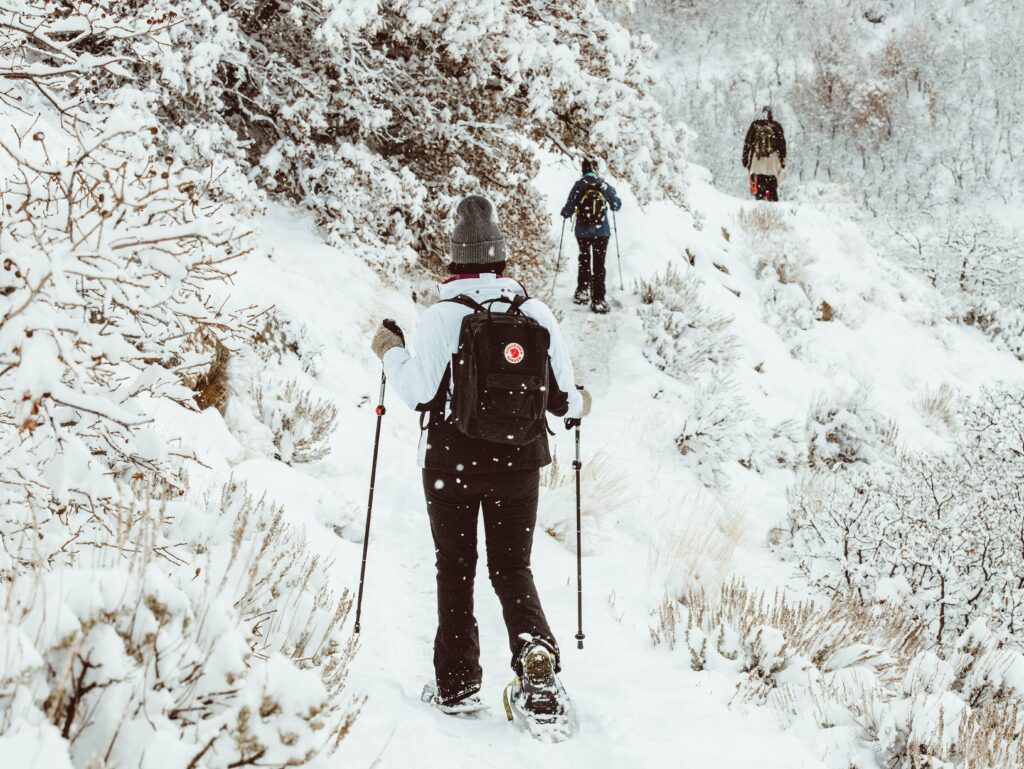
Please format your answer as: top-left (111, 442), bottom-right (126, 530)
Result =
top-left (647, 491), bottom-right (746, 593)
top-left (539, 448), bottom-right (630, 551)
top-left (636, 263), bottom-right (739, 383)
top-left (253, 311), bottom-right (325, 378)
top-left (674, 373), bottom-right (763, 488)
top-left (736, 209), bottom-right (822, 337)
top-left (0, 4), bottom-right (257, 537)
top-left (253, 377), bottom-right (338, 465)
top-left (652, 580), bottom-right (1024, 769)
top-left (787, 387), bottom-right (1024, 647)
top-left (0, 9), bottom-right (357, 766)
top-left (916, 383), bottom-right (958, 434)
top-left (0, 482), bottom-right (357, 768)
top-left (890, 212), bottom-right (1024, 360)
top-left (805, 389), bottom-right (892, 469)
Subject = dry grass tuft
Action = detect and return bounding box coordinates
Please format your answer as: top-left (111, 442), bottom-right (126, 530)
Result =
top-left (917, 383), bottom-right (958, 431)
top-left (648, 491), bottom-right (746, 590)
top-left (738, 205), bottom-right (789, 236)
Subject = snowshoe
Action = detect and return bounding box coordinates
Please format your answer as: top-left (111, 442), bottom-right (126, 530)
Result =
top-left (572, 286), bottom-right (590, 305)
top-left (502, 642), bottom-right (577, 742)
top-left (421, 682), bottom-right (488, 718)
top-left (590, 299), bottom-right (610, 314)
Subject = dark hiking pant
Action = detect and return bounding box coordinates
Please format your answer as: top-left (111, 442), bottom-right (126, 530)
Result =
top-left (753, 174), bottom-right (779, 202)
top-left (576, 236), bottom-right (609, 302)
top-left (422, 469), bottom-right (558, 704)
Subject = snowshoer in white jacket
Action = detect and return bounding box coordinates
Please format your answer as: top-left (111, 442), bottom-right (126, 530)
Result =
top-left (370, 195), bottom-right (590, 723)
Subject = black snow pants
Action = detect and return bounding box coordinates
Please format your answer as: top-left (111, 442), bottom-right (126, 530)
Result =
top-left (422, 469), bottom-right (558, 705)
top-left (576, 236), bottom-right (609, 302)
top-left (753, 174), bottom-right (779, 202)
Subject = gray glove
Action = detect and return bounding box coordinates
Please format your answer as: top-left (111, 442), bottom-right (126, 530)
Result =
top-left (371, 319), bottom-right (404, 361)
top-left (565, 387), bottom-right (591, 429)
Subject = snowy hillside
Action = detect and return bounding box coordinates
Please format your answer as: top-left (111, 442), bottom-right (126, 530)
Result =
top-left (5, 1), bottom-right (1024, 767)
top-left (171, 158), bottom-right (1022, 767)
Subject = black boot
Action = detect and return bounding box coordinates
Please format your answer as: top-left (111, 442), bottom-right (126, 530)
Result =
top-left (573, 285), bottom-right (590, 305)
top-left (590, 298), bottom-right (609, 314)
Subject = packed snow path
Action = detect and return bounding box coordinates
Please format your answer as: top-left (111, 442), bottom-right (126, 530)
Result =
top-left (226, 203), bottom-right (832, 769)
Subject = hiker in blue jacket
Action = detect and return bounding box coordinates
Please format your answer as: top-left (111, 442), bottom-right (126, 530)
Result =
top-left (560, 158), bottom-right (622, 314)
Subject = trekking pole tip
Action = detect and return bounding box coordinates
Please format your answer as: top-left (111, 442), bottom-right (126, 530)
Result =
top-left (575, 632), bottom-right (585, 649)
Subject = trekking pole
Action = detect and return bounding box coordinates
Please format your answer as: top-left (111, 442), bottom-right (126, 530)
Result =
top-left (573, 418), bottom-right (585, 650)
top-left (353, 364), bottom-right (389, 634)
top-left (550, 218), bottom-right (567, 296)
top-left (612, 210), bottom-right (624, 292)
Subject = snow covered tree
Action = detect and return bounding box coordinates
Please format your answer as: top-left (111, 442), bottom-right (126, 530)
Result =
top-left (102, 0), bottom-right (692, 279)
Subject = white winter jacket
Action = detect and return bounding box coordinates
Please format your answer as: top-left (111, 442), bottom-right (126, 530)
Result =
top-left (383, 273), bottom-right (584, 471)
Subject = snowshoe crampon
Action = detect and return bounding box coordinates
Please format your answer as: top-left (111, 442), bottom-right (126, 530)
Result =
top-left (421, 682), bottom-right (488, 718)
top-left (502, 644), bottom-right (576, 742)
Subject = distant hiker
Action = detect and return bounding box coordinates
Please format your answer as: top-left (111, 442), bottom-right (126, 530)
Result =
top-left (370, 195), bottom-right (591, 725)
top-left (560, 158), bottom-right (622, 314)
top-left (742, 107), bottom-right (787, 202)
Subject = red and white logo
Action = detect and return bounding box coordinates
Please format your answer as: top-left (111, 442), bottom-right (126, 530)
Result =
top-left (504, 342), bottom-right (525, 364)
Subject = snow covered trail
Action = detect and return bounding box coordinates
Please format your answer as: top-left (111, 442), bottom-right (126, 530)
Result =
top-left (221, 203), bottom-right (830, 769)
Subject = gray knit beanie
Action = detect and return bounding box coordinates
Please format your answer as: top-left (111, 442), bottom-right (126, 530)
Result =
top-left (450, 195), bottom-right (507, 265)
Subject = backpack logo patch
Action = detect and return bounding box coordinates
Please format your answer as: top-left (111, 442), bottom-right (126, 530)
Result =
top-left (504, 342), bottom-right (525, 364)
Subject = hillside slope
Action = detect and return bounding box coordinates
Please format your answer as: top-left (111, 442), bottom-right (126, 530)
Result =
top-left (193, 158), bottom-right (1024, 767)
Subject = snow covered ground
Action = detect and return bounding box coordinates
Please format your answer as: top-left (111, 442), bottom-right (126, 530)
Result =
top-left (177, 156), bottom-right (1024, 767)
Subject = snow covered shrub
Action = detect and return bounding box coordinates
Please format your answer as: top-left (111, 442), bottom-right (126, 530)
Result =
top-left (891, 213), bottom-right (1024, 360)
top-left (674, 373), bottom-right (763, 487)
top-left (763, 418), bottom-right (806, 471)
top-left (0, 12), bottom-right (358, 766)
top-left (0, 8), bottom-right (257, 524)
top-left (253, 311), bottom-right (325, 377)
top-left (0, 483), bottom-right (358, 768)
top-left (636, 263), bottom-right (739, 383)
top-left (737, 210), bottom-right (820, 337)
top-left (653, 580), bottom-right (1024, 769)
top-left (737, 205), bottom-right (789, 238)
top-left (253, 377), bottom-right (338, 465)
top-left (805, 389), bottom-right (891, 469)
top-left (788, 387), bottom-right (1024, 647)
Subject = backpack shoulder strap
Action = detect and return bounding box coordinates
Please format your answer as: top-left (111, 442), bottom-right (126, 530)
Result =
top-left (443, 294), bottom-right (486, 312)
top-left (508, 294), bottom-right (529, 314)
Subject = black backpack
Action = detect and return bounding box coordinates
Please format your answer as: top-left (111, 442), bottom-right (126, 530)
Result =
top-left (576, 185), bottom-right (608, 228)
top-left (442, 294), bottom-right (551, 446)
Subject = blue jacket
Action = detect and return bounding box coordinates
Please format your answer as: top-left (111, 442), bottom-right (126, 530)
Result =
top-left (560, 173), bottom-right (622, 238)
